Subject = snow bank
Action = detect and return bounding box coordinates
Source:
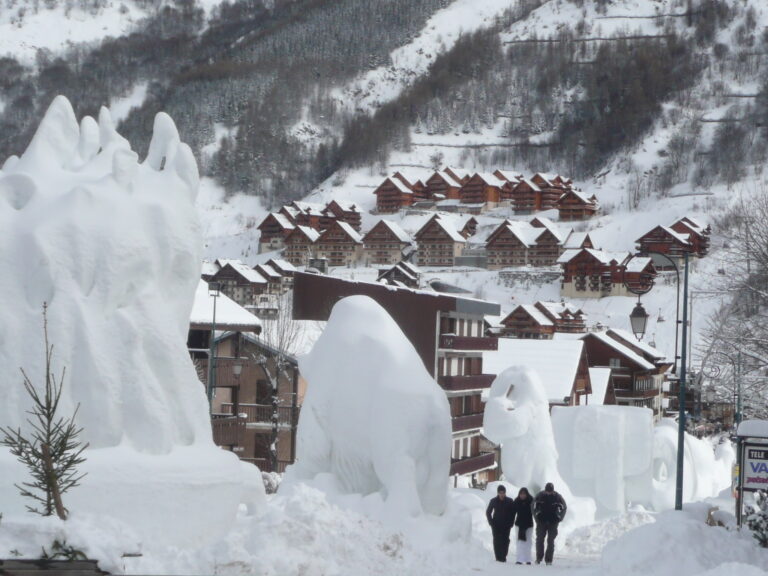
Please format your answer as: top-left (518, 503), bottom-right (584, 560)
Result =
top-left (0, 96), bottom-right (262, 547)
top-left (483, 366), bottom-right (596, 528)
top-left (284, 295), bottom-right (452, 518)
top-left (552, 405), bottom-right (655, 515)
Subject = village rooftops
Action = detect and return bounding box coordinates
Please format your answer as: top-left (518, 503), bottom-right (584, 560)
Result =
top-left (265, 212), bottom-right (295, 230)
top-left (217, 260), bottom-right (268, 284)
top-left (518, 304), bottom-right (555, 326)
top-left (536, 300), bottom-right (584, 320)
top-left (582, 331), bottom-right (656, 371)
top-left (483, 338), bottom-right (587, 404)
top-left (370, 219), bottom-right (411, 243)
top-left (433, 170), bottom-right (463, 188)
top-left (267, 258), bottom-right (297, 274)
top-left (563, 232), bottom-right (594, 250)
top-left (291, 200), bottom-right (326, 214)
top-left (608, 328), bottom-right (667, 362)
top-left (531, 216), bottom-right (569, 243)
top-left (291, 225), bottom-right (321, 242)
top-left (624, 255), bottom-right (654, 273)
top-left (516, 177), bottom-right (541, 192)
top-left (494, 170), bottom-right (523, 183)
top-left (416, 215), bottom-right (467, 243)
top-left (636, 225), bottom-right (691, 246)
top-left (473, 172), bottom-right (508, 188)
top-left (557, 248), bottom-right (629, 265)
top-left (329, 220), bottom-right (364, 243)
top-left (189, 280), bottom-right (262, 333)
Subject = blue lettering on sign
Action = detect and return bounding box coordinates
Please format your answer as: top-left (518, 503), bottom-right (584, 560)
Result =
top-left (750, 462), bottom-right (768, 473)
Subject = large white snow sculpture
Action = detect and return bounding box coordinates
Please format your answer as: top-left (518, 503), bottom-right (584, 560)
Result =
top-left (0, 96), bottom-right (263, 546)
top-left (483, 367), bottom-right (595, 526)
top-left (285, 295), bottom-right (452, 517)
top-left (551, 405), bottom-right (655, 515)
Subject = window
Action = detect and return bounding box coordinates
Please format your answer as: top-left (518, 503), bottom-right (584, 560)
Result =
top-left (609, 358), bottom-right (621, 369)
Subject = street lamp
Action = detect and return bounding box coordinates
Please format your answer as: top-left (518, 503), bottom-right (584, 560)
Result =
top-left (623, 251), bottom-right (690, 511)
top-left (629, 299), bottom-right (650, 340)
top-left (207, 282), bottom-right (221, 413)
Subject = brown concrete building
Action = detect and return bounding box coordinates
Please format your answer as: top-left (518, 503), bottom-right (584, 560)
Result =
top-left (292, 272), bottom-right (501, 483)
top-left (321, 200), bottom-right (363, 232)
top-left (424, 170), bottom-right (463, 200)
top-left (283, 225), bottom-right (321, 267)
top-left (374, 176), bottom-right (414, 213)
top-left (314, 220), bottom-right (364, 267)
top-left (557, 190), bottom-right (599, 221)
top-left (414, 215), bottom-right (466, 267)
top-left (257, 212), bottom-right (296, 253)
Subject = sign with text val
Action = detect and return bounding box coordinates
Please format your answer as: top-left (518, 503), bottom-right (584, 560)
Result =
top-left (743, 444), bottom-right (768, 491)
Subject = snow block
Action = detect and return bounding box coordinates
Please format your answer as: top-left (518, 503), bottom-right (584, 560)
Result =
top-left (285, 295), bottom-right (452, 517)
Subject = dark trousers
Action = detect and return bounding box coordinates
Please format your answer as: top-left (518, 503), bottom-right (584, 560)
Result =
top-left (535, 521), bottom-right (559, 564)
top-left (491, 525), bottom-right (512, 561)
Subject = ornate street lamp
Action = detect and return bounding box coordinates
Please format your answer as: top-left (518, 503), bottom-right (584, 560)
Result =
top-left (629, 299), bottom-right (650, 341)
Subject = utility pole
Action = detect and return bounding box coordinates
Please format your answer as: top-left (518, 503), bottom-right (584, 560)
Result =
top-left (675, 252), bottom-right (689, 511)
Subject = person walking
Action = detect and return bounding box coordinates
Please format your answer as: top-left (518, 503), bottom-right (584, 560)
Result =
top-left (486, 485), bottom-right (516, 562)
top-left (534, 482), bottom-right (567, 565)
top-left (512, 487), bottom-right (535, 565)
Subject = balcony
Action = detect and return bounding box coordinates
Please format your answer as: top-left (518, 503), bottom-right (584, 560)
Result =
top-left (211, 414), bottom-right (246, 447)
top-left (221, 402), bottom-right (298, 428)
top-left (439, 335), bottom-right (498, 351)
top-left (614, 388), bottom-right (662, 400)
top-left (450, 452), bottom-right (496, 476)
top-left (440, 374), bottom-right (495, 391)
top-left (452, 412), bottom-right (484, 433)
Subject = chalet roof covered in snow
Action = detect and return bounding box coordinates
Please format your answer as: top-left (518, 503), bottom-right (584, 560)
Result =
top-left (474, 172), bottom-right (507, 187)
top-left (494, 170), bottom-right (522, 183)
top-left (557, 248), bottom-right (629, 265)
top-left (329, 199), bottom-right (361, 212)
top-left (583, 331), bottom-right (655, 371)
top-left (434, 170), bottom-right (463, 188)
top-left (532, 216), bottom-right (569, 244)
top-left (384, 176), bottom-right (413, 194)
top-left (201, 260), bottom-right (220, 277)
top-left (420, 215), bottom-right (466, 243)
top-left (377, 219), bottom-right (412, 243)
top-left (519, 304), bottom-right (554, 326)
top-left (270, 212), bottom-right (295, 229)
top-left (516, 177), bottom-right (541, 192)
top-left (334, 221), bottom-right (364, 243)
top-left (537, 300), bottom-right (583, 319)
top-left (255, 263), bottom-right (281, 279)
top-left (292, 225), bottom-right (321, 242)
top-left (292, 200), bottom-right (325, 214)
top-left (190, 280), bottom-right (262, 332)
top-left (624, 256), bottom-right (654, 273)
top-left (563, 231), bottom-right (593, 250)
top-left (483, 339), bottom-right (586, 404)
top-left (267, 258), bottom-right (297, 274)
top-left (608, 328), bottom-right (666, 361)
top-left (218, 260), bottom-right (268, 284)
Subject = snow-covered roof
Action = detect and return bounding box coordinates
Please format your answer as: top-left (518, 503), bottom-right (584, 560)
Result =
top-left (418, 216), bottom-right (466, 243)
top-left (201, 260), bottom-right (220, 277)
top-left (608, 329), bottom-right (666, 361)
top-left (502, 221), bottom-right (540, 247)
top-left (330, 200), bottom-right (360, 212)
top-left (562, 189), bottom-right (597, 205)
top-left (537, 301), bottom-right (582, 319)
top-left (474, 172), bottom-right (507, 187)
top-left (334, 220), bottom-right (364, 243)
top-left (445, 167), bottom-right (471, 180)
top-left (293, 225), bottom-right (321, 242)
top-left (494, 170), bottom-right (522, 183)
top-left (255, 263), bottom-right (281, 279)
top-left (583, 331), bottom-right (655, 371)
top-left (270, 212), bottom-right (295, 229)
top-left (484, 339), bottom-right (585, 404)
top-left (534, 172), bottom-right (556, 187)
top-left (292, 201), bottom-right (325, 214)
top-left (434, 170), bottom-right (463, 188)
top-left (624, 256), bottom-right (653, 273)
top-left (519, 304), bottom-right (555, 326)
top-left (558, 248), bottom-right (629, 266)
top-left (189, 280), bottom-right (261, 331)
top-left (515, 177), bottom-right (541, 192)
top-left (400, 261), bottom-right (421, 276)
top-left (385, 177), bottom-right (413, 194)
top-left (563, 232), bottom-right (591, 250)
top-left (588, 367), bottom-right (612, 406)
top-left (677, 216), bottom-right (708, 232)
top-left (531, 216), bottom-right (569, 244)
top-left (267, 258), bottom-right (296, 274)
top-left (373, 219), bottom-right (411, 243)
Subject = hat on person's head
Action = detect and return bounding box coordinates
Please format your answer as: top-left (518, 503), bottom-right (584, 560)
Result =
top-left (497, 485), bottom-right (506, 493)
top-left (545, 482), bottom-right (554, 492)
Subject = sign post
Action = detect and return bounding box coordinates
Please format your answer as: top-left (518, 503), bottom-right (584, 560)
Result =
top-left (735, 420), bottom-right (768, 527)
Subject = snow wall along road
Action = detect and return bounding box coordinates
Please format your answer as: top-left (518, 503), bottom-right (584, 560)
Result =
top-left (0, 96), bottom-right (263, 547)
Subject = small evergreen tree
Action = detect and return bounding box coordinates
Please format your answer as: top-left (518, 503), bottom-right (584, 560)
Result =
top-left (0, 304), bottom-right (88, 520)
top-left (746, 490), bottom-right (768, 548)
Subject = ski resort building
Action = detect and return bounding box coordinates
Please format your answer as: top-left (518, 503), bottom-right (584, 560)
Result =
top-left (498, 301), bottom-right (586, 339)
top-left (292, 272), bottom-right (502, 484)
top-left (313, 220), bottom-right (364, 267)
top-left (558, 248), bottom-right (656, 299)
top-left (374, 175), bottom-right (414, 213)
top-left (556, 189), bottom-right (599, 221)
top-left (363, 219), bottom-right (412, 266)
top-left (414, 215), bottom-right (466, 267)
top-left (283, 225), bottom-right (321, 267)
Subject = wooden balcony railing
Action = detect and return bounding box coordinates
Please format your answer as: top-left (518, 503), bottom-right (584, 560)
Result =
top-left (439, 335), bottom-right (498, 351)
top-left (211, 414), bottom-right (246, 447)
top-left (440, 374), bottom-right (495, 391)
top-left (452, 413), bottom-right (484, 433)
top-left (221, 403), bottom-right (298, 427)
top-left (450, 452), bottom-right (495, 476)
top-left (614, 388), bottom-right (662, 400)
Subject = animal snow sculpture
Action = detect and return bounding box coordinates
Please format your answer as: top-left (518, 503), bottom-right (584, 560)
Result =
top-left (483, 367), bottom-right (595, 525)
top-left (551, 405), bottom-right (655, 514)
top-left (287, 295), bottom-right (452, 517)
top-left (651, 419), bottom-right (734, 510)
top-left (0, 96), bottom-right (260, 545)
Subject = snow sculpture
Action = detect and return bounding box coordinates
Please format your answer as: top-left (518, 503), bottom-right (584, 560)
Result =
top-left (0, 96), bottom-right (263, 546)
top-left (285, 295), bottom-right (452, 517)
top-left (551, 405), bottom-right (655, 515)
top-left (651, 419), bottom-right (734, 510)
top-left (483, 367), bottom-right (595, 525)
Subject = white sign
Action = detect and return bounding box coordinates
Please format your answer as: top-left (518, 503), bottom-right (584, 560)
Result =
top-left (744, 444), bottom-right (768, 491)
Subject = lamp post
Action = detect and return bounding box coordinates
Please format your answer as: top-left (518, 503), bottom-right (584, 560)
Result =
top-left (207, 282), bottom-right (221, 413)
top-left (623, 250), bottom-right (690, 511)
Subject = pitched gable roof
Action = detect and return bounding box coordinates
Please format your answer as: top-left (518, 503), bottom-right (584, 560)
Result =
top-left (415, 215), bottom-right (466, 243)
top-left (364, 219), bottom-right (411, 243)
top-left (287, 225), bottom-right (321, 243)
top-left (582, 331), bottom-right (655, 371)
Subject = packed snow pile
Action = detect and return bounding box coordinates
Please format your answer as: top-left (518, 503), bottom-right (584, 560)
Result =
top-left (482, 366), bottom-right (596, 528)
top-left (552, 405), bottom-right (655, 515)
top-left (284, 295), bottom-right (452, 518)
top-left (0, 96), bottom-right (262, 547)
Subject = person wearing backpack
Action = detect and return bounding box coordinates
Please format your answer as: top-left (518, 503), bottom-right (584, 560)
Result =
top-left (533, 482), bottom-right (567, 565)
top-left (485, 485), bottom-right (516, 562)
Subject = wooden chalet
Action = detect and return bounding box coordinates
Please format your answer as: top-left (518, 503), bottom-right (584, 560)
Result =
top-left (210, 260), bottom-right (268, 307)
top-left (257, 212), bottom-right (296, 253)
top-left (321, 200), bottom-right (362, 231)
top-left (484, 339), bottom-right (592, 407)
top-left (529, 217), bottom-right (568, 265)
top-left (287, 201), bottom-right (325, 229)
top-left (444, 167), bottom-right (472, 186)
top-left (283, 225), bottom-right (321, 267)
top-left (293, 272), bottom-right (501, 483)
top-left (499, 300), bottom-right (585, 339)
top-left (510, 177), bottom-right (542, 213)
top-left (580, 329), bottom-right (671, 419)
top-left (414, 215), bottom-right (466, 267)
top-left (670, 216), bottom-right (710, 257)
top-left (557, 189), bottom-right (599, 221)
top-left (459, 172), bottom-right (508, 206)
top-left (377, 260), bottom-right (422, 288)
top-left (558, 248), bottom-right (655, 299)
top-left (485, 218), bottom-right (569, 269)
top-left (363, 219), bottom-right (412, 266)
top-left (531, 172), bottom-right (568, 211)
top-left (635, 225), bottom-right (694, 269)
top-left (424, 170), bottom-right (463, 200)
top-left (493, 169), bottom-right (523, 197)
top-left (374, 176), bottom-right (414, 213)
top-left (314, 220), bottom-right (364, 267)
top-left (266, 258), bottom-right (296, 278)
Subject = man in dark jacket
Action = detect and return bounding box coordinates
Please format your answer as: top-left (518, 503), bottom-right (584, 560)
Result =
top-left (486, 485), bottom-right (516, 562)
top-left (534, 482), bottom-right (567, 565)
